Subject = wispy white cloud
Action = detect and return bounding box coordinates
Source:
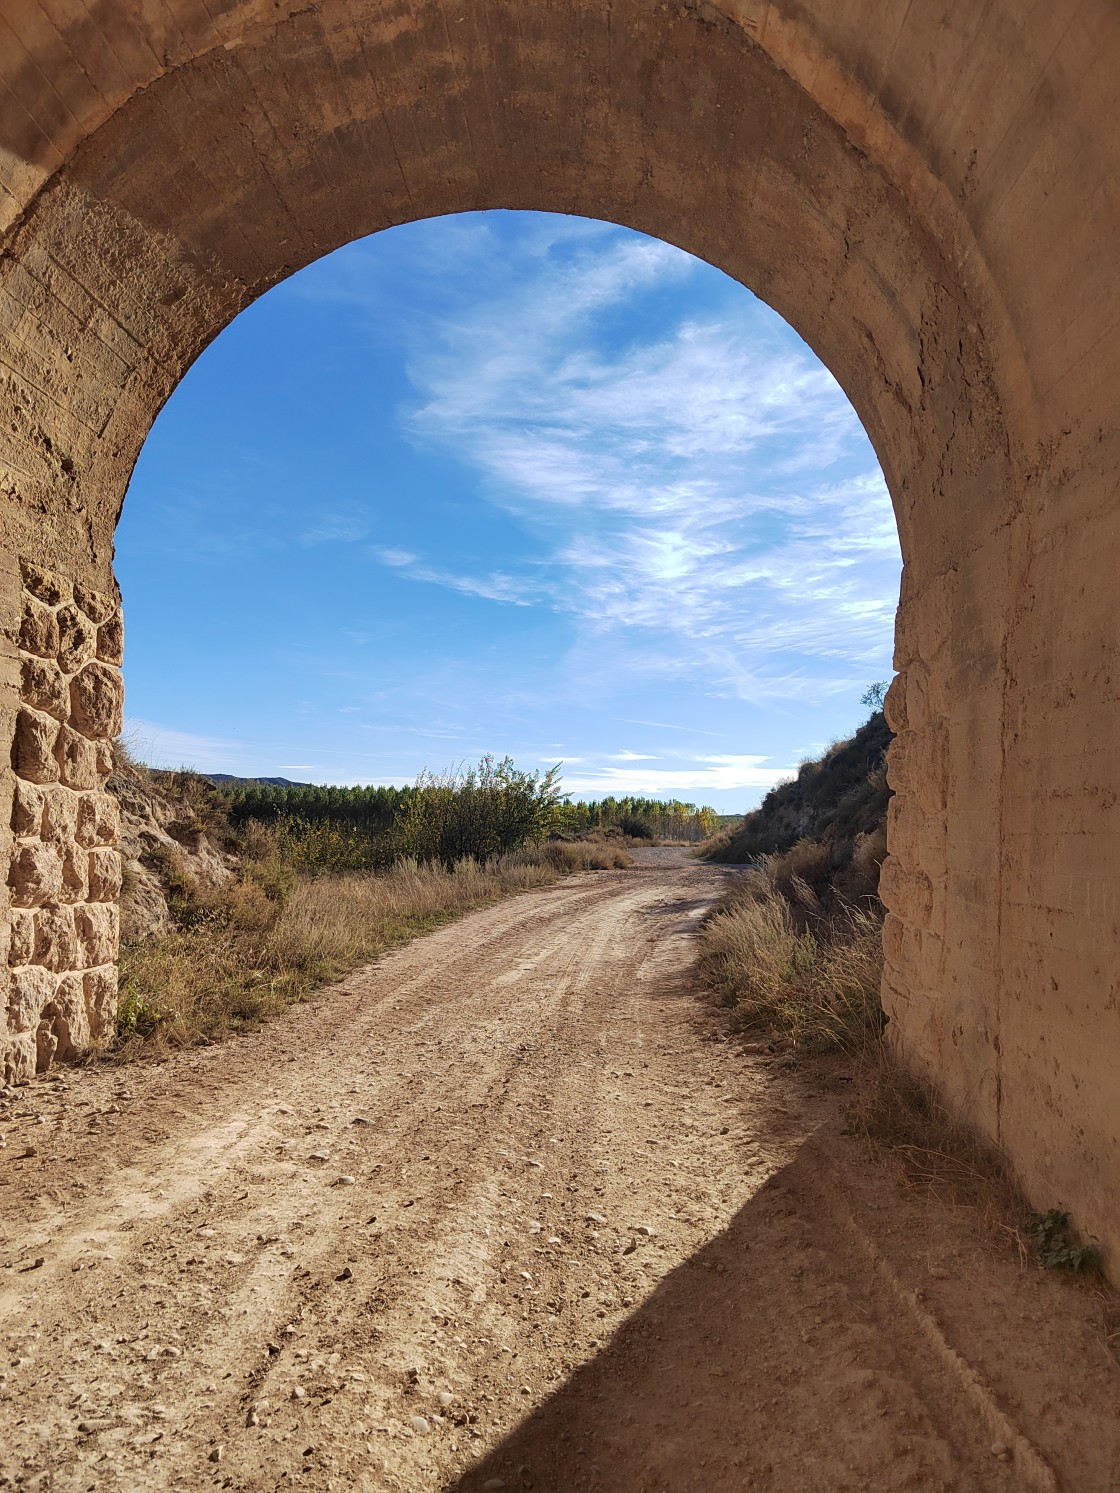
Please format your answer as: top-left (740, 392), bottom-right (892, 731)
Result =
top-left (365, 222), bottom-right (900, 704)
top-left (560, 753), bottom-right (794, 797)
top-left (613, 717), bottom-right (726, 737)
top-left (372, 545), bottom-right (536, 606)
top-left (122, 718), bottom-right (249, 772)
top-left (301, 511), bottom-right (371, 545)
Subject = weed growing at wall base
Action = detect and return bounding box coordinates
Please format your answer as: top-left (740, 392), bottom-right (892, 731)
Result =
top-left (1030, 1210), bottom-right (1103, 1275)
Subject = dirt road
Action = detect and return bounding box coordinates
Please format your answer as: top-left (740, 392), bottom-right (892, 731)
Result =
top-left (1, 859), bottom-right (1117, 1492)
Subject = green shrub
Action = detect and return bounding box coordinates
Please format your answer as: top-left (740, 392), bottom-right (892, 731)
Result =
top-left (116, 983), bottom-right (163, 1037)
top-left (1030, 1210), bottom-right (1103, 1274)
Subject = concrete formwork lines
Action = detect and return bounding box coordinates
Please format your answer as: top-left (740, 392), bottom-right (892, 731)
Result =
top-left (247, 15), bottom-right (366, 227)
top-left (150, 79), bottom-right (268, 274)
top-left (316, 1), bottom-right (415, 234)
top-left (33, 0), bottom-right (136, 110)
top-left (0, 10), bottom-right (90, 139)
top-left (340, 0), bottom-right (419, 219)
top-left (428, 0), bottom-right (483, 200)
top-left (966, 1), bottom-right (1102, 232)
top-left (220, 51), bottom-right (329, 273)
top-left (369, 4), bottom-right (482, 221)
top-left (446, 0), bottom-right (505, 185)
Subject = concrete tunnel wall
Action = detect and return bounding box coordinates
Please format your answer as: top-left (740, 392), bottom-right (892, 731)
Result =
top-left (0, 0), bottom-right (1118, 1259)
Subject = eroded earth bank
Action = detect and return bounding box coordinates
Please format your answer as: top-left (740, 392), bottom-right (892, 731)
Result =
top-left (1, 858), bottom-right (1117, 1492)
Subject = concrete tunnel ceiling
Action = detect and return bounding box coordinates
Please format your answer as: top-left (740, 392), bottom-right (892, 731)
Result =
top-left (1, 1), bottom-right (1119, 1260)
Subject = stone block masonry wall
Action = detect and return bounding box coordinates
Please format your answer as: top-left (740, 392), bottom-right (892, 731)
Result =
top-left (3, 561), bottom-right (122, 1083)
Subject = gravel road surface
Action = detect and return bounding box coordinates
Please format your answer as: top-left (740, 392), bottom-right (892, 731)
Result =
top-left (0, 862), bottom-right (1116, 1491)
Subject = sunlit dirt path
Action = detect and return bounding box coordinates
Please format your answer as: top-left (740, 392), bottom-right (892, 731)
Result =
top-left (1, 858), bottom-right (1117, 1492)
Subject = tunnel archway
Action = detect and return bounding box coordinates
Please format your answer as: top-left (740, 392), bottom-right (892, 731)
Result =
top-left (116, 207), bottom-right (903, 797)
top-left (1, 1), bottom-right (1118, 1259)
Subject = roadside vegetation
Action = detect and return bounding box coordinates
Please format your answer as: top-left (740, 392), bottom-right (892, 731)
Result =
top-left (699, 702), bottom-right (890, 1055)
top-left (220, 769), bottom-right (718, 863)
top-left (110, 748), bottom-right (675, 1053)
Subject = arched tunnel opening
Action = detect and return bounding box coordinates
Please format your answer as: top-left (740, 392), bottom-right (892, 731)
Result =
top-left (116, 210), bottom-right (900, 819)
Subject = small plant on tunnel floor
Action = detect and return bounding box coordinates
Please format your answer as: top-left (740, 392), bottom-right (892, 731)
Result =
top-left (117, 983), bottom-right (163, 1038)
top-left (1030, 1209), bottom-right (1103, 1274)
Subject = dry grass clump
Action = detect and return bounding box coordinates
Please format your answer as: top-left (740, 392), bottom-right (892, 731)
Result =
top-left (117, 852), bottom-right (560, 1053)
top-left (699, 861), bottom-right (884, 1053)
top-left (538, 840), bottom-right (634, 872)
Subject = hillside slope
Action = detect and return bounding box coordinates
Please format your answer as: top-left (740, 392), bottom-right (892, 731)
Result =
top-left (109, 752), bottom-right (238, 941)
top-left (704, 712), bottom-right (891, 893)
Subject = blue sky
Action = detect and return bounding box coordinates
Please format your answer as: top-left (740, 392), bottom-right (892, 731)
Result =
top-left (118, 211), bottom-right (901, 813)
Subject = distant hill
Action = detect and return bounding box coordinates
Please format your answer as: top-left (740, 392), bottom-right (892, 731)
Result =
top-left (206, 774), bottom-right (312, 788)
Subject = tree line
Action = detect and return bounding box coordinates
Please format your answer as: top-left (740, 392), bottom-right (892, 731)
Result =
top-left (214, 758), bottom-right (716, 870)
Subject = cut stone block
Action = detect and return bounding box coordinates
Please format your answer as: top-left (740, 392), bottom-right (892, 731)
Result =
top-left (42, 785), bottom-right (78, 844)
top-left (11, 779), bottom-right (44, 836)
top-left (96, 614), bottom-right (124, 666)
top-left (75, 902), bottom-right (118, 967)
top-left (56, 604), bottom-right (96, 674)
top-left (88, 848), bottom-right (122, 902)
top-left (36, 1015), bottom-right (57, 1072)
top-left (73, 582), bottom-right (116, 624)
top-left (33, 904), bottom-right (78, 972)
top-left (49, 972), bottom-right (90, 1060)
top-left (75, 791), bottom-right (120, 848)
top-left (13, 708), bottom-right (60, 785)
top-left (84, 965), bottom-right (118, 1039)
top-left (21, 560), bottom-right (70, 607)
top-left (21, 656), bottom-right (68, 719)
top-left (19, 597), bottom-right (59, 659)
top-left (60, 843), bottom-right (88, 902)
top-left (69, 661), bottom-right (124, 739)
top-left (55, 725), bottom-right (99, 790)
top-left (4, 1030), bottom-right (36, 1085)
top-left (9, 842), bottom-right (63, 906)
top-left (9, 963), bottom-right (54, 1033)
top-left (9, 911), bottom-right (34, 966)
